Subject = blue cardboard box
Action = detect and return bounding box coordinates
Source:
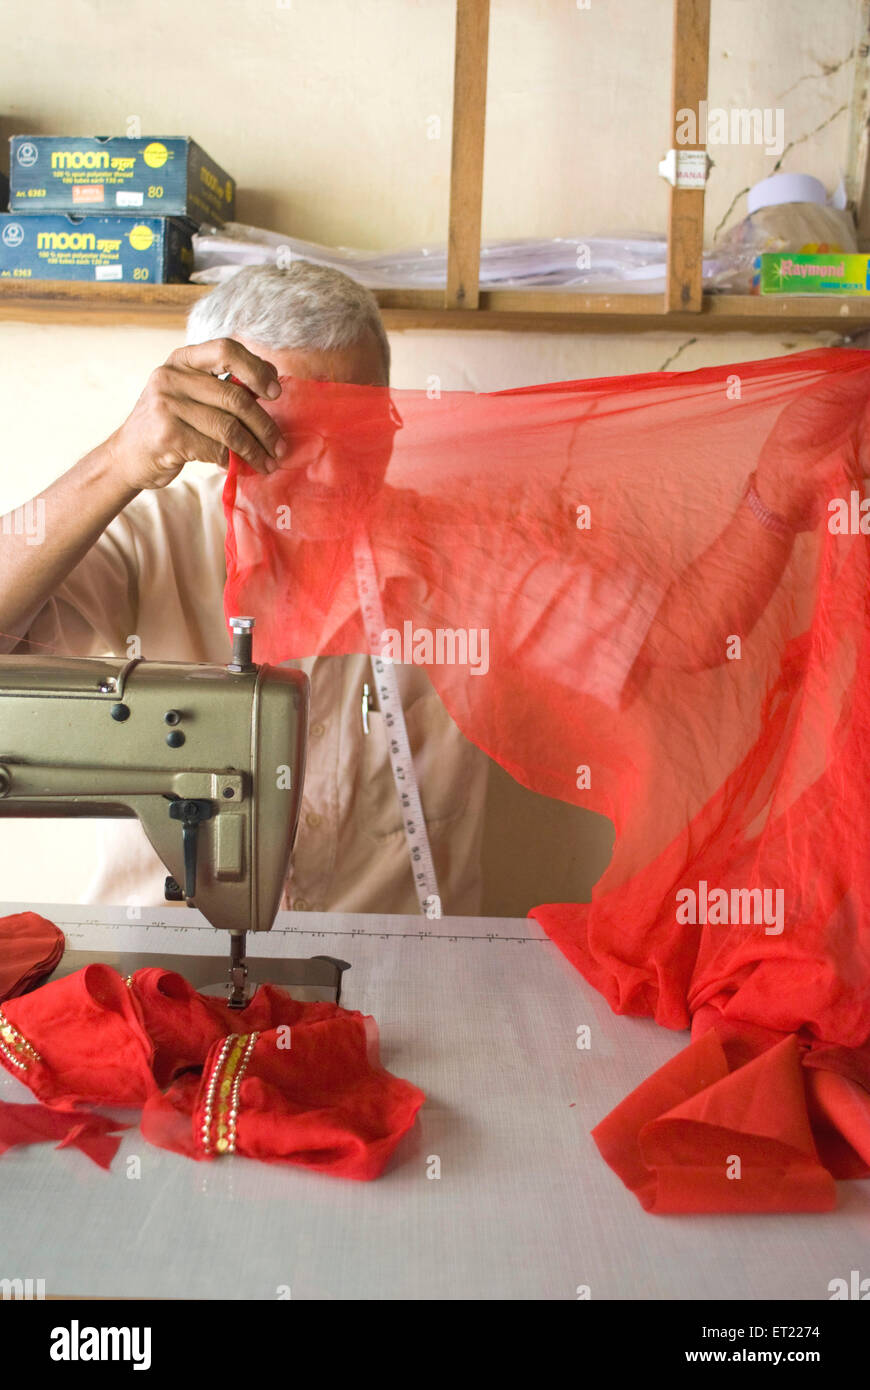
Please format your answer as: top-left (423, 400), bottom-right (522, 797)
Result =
top-left (9, 136), bottom-right (234, 226)
top-left (0, 213), bottom-right (193, 283)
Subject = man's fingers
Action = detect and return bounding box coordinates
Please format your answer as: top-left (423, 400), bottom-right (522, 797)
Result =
top-left (166, 423), bottom-right (235, 471)
top-left (161, 365), bottom-right (286, 460)
top-left (204, 373), bottom-right (286, 459)
top-left (168, 338), bottom-right (282, 402)
top-left (173, 399), bottom-right (276, 473)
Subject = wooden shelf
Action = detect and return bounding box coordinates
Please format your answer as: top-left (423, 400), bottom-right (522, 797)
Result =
top-left (378, 290), bottom-right (870, 335)
top-left (2, 278), bottom-right (870, 336)
top-left (2, 2), bottom-right (867, 343)
top-left (0, 279), bottom-right (209, 327)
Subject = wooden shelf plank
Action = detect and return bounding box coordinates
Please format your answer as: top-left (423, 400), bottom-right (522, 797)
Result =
top-left (381, 295), bottom-right (870, 335)
top-left (0, 279), bottom-right (209, 327)
top-left (1, 279), bottom-right (869, 336)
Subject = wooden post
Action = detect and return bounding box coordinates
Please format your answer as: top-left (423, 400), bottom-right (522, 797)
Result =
top-left (445, 0), bottom-right (490, 310)
top-left (847, 1), bottom-right (870, 249)
top-left (665, 0), bottom-right (711, 312)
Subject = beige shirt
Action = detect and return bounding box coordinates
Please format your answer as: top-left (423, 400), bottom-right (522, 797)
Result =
top-left (22, 470), bottom-right (489, 916)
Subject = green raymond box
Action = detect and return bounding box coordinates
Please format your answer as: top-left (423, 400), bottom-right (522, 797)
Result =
top-left (9, 136), bottom-right (234, 226)
top-left (758, 252), bottom-right (870, 295)
top-left (0, 213), bottom-right (193, 283)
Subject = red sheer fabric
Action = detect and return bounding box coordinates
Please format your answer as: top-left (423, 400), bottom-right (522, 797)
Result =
top-left (223, 347), bottom-right (870, 1211)
top-left (0, 1104), bottom-right (129, 1170)
top-left (0, 963), bottom-right (423, 1179)
top-left (0, 911), bottom-right (64, 1001)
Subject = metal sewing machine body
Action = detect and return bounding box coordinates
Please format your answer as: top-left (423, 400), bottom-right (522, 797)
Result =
top-left (0, 618), bottom-right (348, 1007)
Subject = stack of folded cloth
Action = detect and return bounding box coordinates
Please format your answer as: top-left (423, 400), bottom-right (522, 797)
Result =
top-left (0, 911), bottom-right (65, 1002)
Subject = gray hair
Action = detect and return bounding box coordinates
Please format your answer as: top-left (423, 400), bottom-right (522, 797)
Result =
top-left (186, 261), bottom-right (390, 377)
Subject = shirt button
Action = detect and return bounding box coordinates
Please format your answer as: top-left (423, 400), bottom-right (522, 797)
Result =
top-left (293, 898), bottom-right (309, 911)
top-left (306, 811), bottom-right (322, 828)
top-left (310, 722), bottom-right (326, 737)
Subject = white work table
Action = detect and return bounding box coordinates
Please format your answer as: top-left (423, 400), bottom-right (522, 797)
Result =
top-left (0, 902), bottom-right (867, 1301)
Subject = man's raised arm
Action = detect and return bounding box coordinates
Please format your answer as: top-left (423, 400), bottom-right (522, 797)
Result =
top-left (628, 373), bottom-right (870, 684)
top-left (0, 339), bottom-right (285, 652)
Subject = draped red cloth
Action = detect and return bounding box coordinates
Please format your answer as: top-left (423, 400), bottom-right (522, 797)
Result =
top-left (223, 346), bottom-right (870, 1212)
top-left (0, 961), bottom-right (423, 1178)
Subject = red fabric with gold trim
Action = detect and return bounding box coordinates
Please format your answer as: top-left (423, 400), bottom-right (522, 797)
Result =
top-left (0, 963), bottom-right (423, 1180)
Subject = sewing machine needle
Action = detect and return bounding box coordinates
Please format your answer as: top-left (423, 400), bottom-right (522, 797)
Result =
top-left (228, 931), bottom-right (249, 1010)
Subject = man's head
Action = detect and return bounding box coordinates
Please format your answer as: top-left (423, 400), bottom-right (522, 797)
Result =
top-left (187, 260), bottom-right (390, 384)
top-left (187, 261), bottom-right (392, 538)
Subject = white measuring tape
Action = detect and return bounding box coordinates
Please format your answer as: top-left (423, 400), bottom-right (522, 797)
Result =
top-left (353, 530), bottom-right (441, 918)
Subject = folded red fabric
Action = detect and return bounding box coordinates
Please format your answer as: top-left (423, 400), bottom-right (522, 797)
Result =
top-left (0, 963), bottom-right (424, 1180)
top-left (0, 911), bottom-right (64, 1002)
top-left (589, 1025), bottom-right (867, 1213)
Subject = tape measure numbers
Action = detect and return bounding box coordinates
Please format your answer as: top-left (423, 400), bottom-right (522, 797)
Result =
top-left (353, 531), bottom-right (441, 918)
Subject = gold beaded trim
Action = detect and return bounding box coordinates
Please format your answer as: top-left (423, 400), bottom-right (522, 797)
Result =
top-left (200, 1032), bottom-right (259, 1157)
top-left (0, 1007), bottom-right (41, 1073)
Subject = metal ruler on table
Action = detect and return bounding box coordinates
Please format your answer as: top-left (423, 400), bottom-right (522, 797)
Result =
top-left (352, 530), bottom-right (441, 918)
top-left (44, 913), bottom-right (549, 951)
top-left (1, 905), bottom-right (552, 1005)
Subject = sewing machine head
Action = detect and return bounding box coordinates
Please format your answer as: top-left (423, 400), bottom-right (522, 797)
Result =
top-left (0, 618), bottom-right (345, 1007)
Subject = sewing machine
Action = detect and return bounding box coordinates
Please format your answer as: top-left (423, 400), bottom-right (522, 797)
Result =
top-left (0, 617), bottom-right (348, 1007)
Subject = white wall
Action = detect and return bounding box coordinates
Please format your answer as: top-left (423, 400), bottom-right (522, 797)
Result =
top-left (1, 1), bottom-right (858, 247)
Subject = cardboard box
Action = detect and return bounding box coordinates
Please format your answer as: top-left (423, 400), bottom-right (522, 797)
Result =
top-left (0, 213), bottom-right (193, 283)
top-left (9, 136), bottom-right (234, 226)
top-left (758, 252), bottom-right (870, 295)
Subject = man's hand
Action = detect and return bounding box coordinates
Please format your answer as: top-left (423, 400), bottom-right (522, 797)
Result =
top-left (104, 339), bottom-right (287, 492)
top-left (755, 371), bottom-right (870, 528)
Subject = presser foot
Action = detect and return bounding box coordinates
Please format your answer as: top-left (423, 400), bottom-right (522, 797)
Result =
top-left (200, 938), bottom-right (351, 1008)
top-left (227, 932), bottom-right (250, 1010)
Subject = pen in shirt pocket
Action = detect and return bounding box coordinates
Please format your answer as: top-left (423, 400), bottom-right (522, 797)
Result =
top-left (361, 681), bottom-right (381, 734)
